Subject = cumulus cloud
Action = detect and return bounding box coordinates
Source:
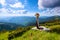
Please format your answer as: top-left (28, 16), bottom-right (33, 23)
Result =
top-left (50, 7), bottom-right (60, 15)
top-left (40, 7), bottom-right (60, 16)
top-left (10, 2), bottom-right (24, 8)
top-left (0, 7), bottom-right (28, 17)
top-left (38, 0), bottom-right (60, 8)
top-left (42, 0), bottom-right (60, 8)
top-left (0, 0), bottom-right (28, 17)
top-left (38, 0), bottom-right (44, 9)
top-left (0, 8), bottom-right (8, 13)
top-left (38, 0), bottom-right (60, 16)
top-left (15, 10), bottom-right (27, 14)
top-left (0, 7), bottom-right (35, 17)
top-left (0, 0), bottom-right (6, 6)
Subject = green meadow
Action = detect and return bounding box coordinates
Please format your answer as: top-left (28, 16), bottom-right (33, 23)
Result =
top-left (0, 21), bottom-right (60, 40)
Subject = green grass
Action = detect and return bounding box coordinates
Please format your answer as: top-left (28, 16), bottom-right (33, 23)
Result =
top-left (0, 32), bottom-right (9, 40)
top-left (0, 25), bottom-right (60, 40)
top-left (13, 27), bottom-right (60, 40)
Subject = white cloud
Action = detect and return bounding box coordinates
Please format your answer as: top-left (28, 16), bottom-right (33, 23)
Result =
top-left (0, 0), bottom-right (6, 6)
top-left (0, 8), bottom-right (8, 13)
top-left (49, 7), bottom-right (60, 16)
top-left (41, 0), bottom-right (60, 8)
top-left (40, 7), bottom-right (60, 16)
top-left (10, 2), bottom-right (24, 8)
top-left (0, 7), bottom-right (60, 17)
top-left (0, 13), bottom-right (21, 17)
top-left (38, 0), bottom-right (60, 16)
top-left (8, 8), bottom-right (27, 14)
top-left (0, 8), bottom-right (28, 17)
top-left (38, 0), bottom-right (44, 9)
top-left (15, 10), bottom-right (25, 13)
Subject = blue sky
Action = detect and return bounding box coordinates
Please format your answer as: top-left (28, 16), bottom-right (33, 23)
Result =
top-left (0, 0), bottom-right (60, 17)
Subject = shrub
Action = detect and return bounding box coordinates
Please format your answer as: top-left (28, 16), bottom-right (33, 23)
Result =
top-left (50, 25), bottom-right (60, 33)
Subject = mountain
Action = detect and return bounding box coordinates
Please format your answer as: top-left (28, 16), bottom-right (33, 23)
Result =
top-left (0, 16), bottom-right (36, 26)
top-left (0, 16), bottom-right (60, 26)
top-left (0, 16), bottom-right (60, 31)
top-left (45, 16), bottom-right (60, 22)
top-left (0, 22), bottom-right (26, 31)
top-left (0, 16), bottom-right (49, 26)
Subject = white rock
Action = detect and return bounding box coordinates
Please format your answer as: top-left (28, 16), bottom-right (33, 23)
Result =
top-left (32, 26), bottom-right (50, 31)
top-left (32, 27), bottom-right (39, 30)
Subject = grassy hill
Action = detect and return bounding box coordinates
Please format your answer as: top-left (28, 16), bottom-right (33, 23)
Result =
top-left (13, 26), bottom-right (60, 40)
top-left (0, 19), bottom-right (60, 40)
top-left (0, 25), bottom-right (60, 40)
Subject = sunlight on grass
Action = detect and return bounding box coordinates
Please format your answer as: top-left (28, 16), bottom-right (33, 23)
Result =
top-left (0, 25), bottom-right (60, 40)
top-left (13, 29), bottom-right (60, 40)
top-left (0, 32), bottom-right (9, 40)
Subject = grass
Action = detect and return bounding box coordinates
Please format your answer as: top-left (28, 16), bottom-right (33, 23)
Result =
top-left (13, 26), bottom-right (60, 40)
top-left (0, 32), bottom-right (9, 40)
top-left (0, 25), bottom-right (60, 40)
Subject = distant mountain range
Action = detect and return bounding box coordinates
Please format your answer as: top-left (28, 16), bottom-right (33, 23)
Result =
top-left (0, 16), bottom-right (60, 31)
